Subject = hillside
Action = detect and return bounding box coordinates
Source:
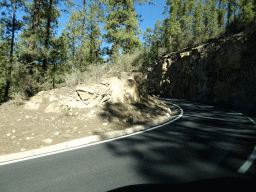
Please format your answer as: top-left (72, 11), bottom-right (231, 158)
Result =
top-left (142, 24), bottom-right (256, 117)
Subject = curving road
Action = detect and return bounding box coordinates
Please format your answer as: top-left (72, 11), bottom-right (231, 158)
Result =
top-left (0, 98), bottom-right (256, 192)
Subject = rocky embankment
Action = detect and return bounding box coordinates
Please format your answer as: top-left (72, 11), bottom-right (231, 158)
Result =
top-left (144, 25), bottom-right (256, 110)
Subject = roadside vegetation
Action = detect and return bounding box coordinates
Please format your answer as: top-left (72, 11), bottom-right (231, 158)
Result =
top-left (0, 0), bottom-right (255, 106)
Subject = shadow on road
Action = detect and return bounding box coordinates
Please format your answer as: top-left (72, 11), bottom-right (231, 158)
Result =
top-left (103, 99), bottom-right (256, 184)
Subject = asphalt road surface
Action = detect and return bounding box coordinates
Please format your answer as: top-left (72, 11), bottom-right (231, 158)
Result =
top-left (1, 98), bottom-right (256, 192)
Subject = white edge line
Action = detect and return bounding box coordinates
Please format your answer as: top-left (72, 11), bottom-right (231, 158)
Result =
top-left (237, 116), bottom-right (256, 173)
top-left (238, 146), bottom-right (256, 173)
top-left (0, 99), bottom-right (183, 166)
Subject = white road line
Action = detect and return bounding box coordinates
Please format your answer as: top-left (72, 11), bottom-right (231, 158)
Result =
top-left (158, 98), bottom-right (256, 174)
top-left (238, 146), bottom-right (256, 173)
top-left (247, 117), bottom-right (256, 126)
top-left (0, 99), bottom-right (183, 166)
top-left (237, 116), bottom-right (256, 173)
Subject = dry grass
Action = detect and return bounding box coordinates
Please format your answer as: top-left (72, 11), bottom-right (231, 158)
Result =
top-left (62, 50), bottom-right (144, 89)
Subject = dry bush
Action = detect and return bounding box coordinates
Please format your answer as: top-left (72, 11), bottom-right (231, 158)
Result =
top-left (210, 27), bottom-right (225, 39)
top-left (64, 68), bottom-right (81, 87)
top-left (82, 63), bottom-right (110, 83)
top-left (116, 52), bottom-right (143, 72)
top-left (158, 47), bottom-right (168, 57)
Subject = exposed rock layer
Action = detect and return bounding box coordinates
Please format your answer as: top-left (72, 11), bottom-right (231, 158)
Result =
top-left (144, 26), bottom-right (256, 108)
top-left (23, 71), bottom-right (170, 127)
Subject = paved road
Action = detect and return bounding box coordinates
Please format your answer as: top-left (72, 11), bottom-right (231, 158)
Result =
top-left (1, 98), bottom-right (256, 192)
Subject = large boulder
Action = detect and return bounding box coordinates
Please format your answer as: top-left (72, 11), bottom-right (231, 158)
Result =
top-left (23, 70), bottom-right (170, 126)
top-left (76, 72), bottom-right (141, 107)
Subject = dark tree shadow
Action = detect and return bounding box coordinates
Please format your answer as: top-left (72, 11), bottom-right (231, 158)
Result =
top-left (102, 99), bottom-right (256, 186)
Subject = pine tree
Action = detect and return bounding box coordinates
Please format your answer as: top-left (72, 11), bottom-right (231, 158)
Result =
top-left (41, 0), bottom-right (54, 74)
top-left (0, 0), bottom-right (24, 101)
top-left (142, 26), bottom-right (152, 66)
top-left (165, 0), bottom-right (183, 51)
top-left (103, 0), bottom-right (153, 69)
top-left (86, 2), bottom-right (104, 66)
top-left (179, 0), bottom-right (195, 37)
top-left (160, 18), bottom-right (170, 50)
top-left (216, 0), bottom-right (228, 29)
top-left (238, 0), bottom-right (255, 22)
top-left (227, 0), bottom-right (240, 26)
top-left (207, 0), bottom-right (219, 38)
top-left (152, 19), bottom-right (162, 60)
top-left (0, 14), bottom-right (11, 103)
top-left (26, 0), bottom-right (41, 76)
top-left (79, 0), bottom-right (87, 71)
top-left (65, 1), bottom-right (105, 72)
top-left (201, 0), bottom-right (213, 39)
top-left (193, 0), bottom-right (204, 37)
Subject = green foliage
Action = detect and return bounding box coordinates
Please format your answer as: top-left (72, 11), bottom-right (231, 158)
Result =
top-left (1, 0), bottom-right (256, 106)
top-left (60, 104), bottom-right (71, 116)
top-left (103, 0), bottom-right (144, 64)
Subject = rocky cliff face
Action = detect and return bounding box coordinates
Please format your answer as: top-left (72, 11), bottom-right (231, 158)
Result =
top-left (144, 25), bottom-right (256, 108)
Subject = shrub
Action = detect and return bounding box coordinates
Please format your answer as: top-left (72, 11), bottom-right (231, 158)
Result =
top-left (60, 104), bottom-right (71, 116)
top-left (158, 47), bottom-right (168, 57)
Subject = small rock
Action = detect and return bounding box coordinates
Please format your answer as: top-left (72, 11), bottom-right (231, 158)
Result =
top-left (54, 132), bottom-right (60, 135)
top-left (112, 117), bottom-right (119, 123)
top-left (52, 117), bottom-right (55, 120)
top-left (91, 109), bottom-right (95, 115)
top-left (20, 148), bottom-right (26, 152)
top-left (25, 115), bottom-right (30, 118)
top-left (11, 136), bottom-right (16, 139)
top-left (12, 130), bottom-right (15, 133)
top-left (133, 116), bottom-right (137, 123)
top-left (103, 123), bottom-right (108, 126)
top-left (74, 127), bottom-right (77, 129)
top-left (62, 134), bottom-right (72, 138)
top-left (17, 119), bottom-right (21, 121)
top-left (74, 112), bottom-right (79, 116)
top-left (43, 139), bottom-right (53, 144)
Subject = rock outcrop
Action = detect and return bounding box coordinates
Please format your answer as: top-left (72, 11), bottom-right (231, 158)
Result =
top-left (144, 25), bottom-right (256, 109)
top-left (23, 70), bottom-right (170, 126)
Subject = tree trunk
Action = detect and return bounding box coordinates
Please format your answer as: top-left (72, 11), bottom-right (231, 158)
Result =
top-left (4, 0), bottom-right (16, 102)
top-left (72, 36), bottom-right (75, 68)
top-left (227, 1), bottom-right (232, 26)
top-left (27, 0), bottom-right (40, 75)
top-left (42, 0), bottom-right (53, 77)
top-left (80, 0), bottom-right (86, 72)
top-left (53, 61), bottom-right (55, 89)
